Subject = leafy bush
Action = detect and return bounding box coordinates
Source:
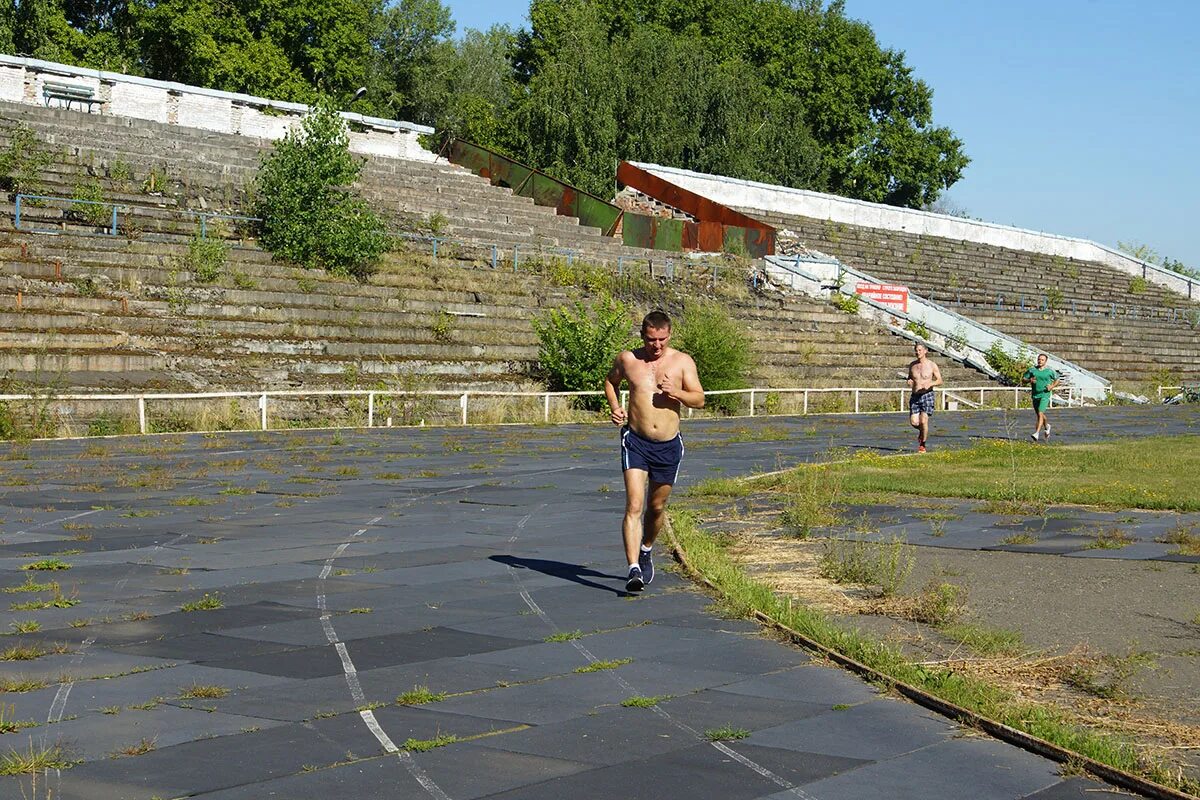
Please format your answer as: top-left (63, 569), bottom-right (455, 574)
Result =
top-left (945, 324), bottom-right (969, 352)
top-left (254, 100), bottom-right (389, 280)
top-left (984, 341), bottom-right (1033, 385)
top-left (673, 302), bottom-right (753, 414)
top-left (1128, 277), bottom-right (1148, 294)
top-left (70, 178), bottom-right (110, 227)
top-left (904, 318), bottom-right (929, 339)
top-left (831, 292), bottom-right (859, 314)
top-left (185, 235), bottom-right (228, 284)
top-left (0, 123), bottom-right (52, 195)
top-left (532, 294), bottom-right (635, 410)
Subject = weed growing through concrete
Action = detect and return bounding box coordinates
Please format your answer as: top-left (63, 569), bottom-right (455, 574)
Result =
top-left (20, 559), bottom-right (70, 571)
top-left (2, 577), bottom-right (58, 593)
top-left (396, 686), bottom-right (446, 705)
top-left (818, 536), bottom-right (913, 596)
top-left (179, 684), bottom-right (230, 699)
top-left (574, 658), bottom-right (632, 673)
top-left (402, 733), bottom-right (457, 752)
top-left (0, 704), bottom-right (37, 734)
top-left (621, 695), bottom-right (671, 708)
top-left (180, 593), bottom-right (224, 612)
top-left (110, 737), bottom-right (156, 758)
top-left (543, 630), bottom-right (582, 642)
top-left (1082, 528), bottom-right (1135, 550)
top-left (0, 677), bottom-right (45, 693)
top-left (704, 726), bottom-right (750, 741)
top-left (999, 533), bottom-right (1037, 545)
top-left (8, 621), bottom-right (40, 634)
top-left (0, 740), bottom-right (72, 775)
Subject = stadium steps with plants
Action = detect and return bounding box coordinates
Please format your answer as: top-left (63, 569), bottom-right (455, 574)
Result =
top-left (745, 208), bottom-right (1200, 390)
top-left (0, 220), bottom-right (987, 395)
top-left (0, 102), bottom-right (664, 264)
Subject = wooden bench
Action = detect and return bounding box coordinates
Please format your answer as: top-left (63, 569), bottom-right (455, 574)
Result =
top-left (42, 81), bottom-right (102, 113)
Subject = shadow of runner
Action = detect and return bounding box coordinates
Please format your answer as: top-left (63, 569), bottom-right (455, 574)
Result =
top-left (490, 555), bottom-right (632, 597)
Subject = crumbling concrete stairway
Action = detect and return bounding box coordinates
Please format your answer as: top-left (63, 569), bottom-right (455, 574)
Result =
top-left (750, 209), bottom-right (1200, 389)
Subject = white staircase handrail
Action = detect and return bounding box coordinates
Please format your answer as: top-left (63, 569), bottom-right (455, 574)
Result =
top-left (763, 254), bottom-right (1112, 401)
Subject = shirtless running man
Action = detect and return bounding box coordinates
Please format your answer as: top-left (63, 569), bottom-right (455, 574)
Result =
top-left (604, 311), bottom-right (705, 592)
top-left (907, 343), bottom-right (943, 453)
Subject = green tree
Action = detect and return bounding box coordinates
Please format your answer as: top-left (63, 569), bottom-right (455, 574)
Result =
top-left (672, 302), bottom-right (752, 413)
top-left (254, 100), bottom-right (389, 279)
top-left (532, 294), bottom-right (636, 409)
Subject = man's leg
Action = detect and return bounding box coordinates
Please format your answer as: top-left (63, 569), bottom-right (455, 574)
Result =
top-left (622, 468), bottom-right (649, 568)
top-left (919, 412), bottom-right (929, 446)
top-left (642, 481), bottom-right (674, 549)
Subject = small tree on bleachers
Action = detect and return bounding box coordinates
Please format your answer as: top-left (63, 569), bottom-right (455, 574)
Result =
top-left (254, 100), bottom-right (388, 280)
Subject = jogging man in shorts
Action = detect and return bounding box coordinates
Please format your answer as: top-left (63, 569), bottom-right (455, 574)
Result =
top-left (604, 311), bottom-right (705, 592)
top-left (1023, 353), bottom-right (1060, 441)
top-left (907, 343), bottom-right (942, 453)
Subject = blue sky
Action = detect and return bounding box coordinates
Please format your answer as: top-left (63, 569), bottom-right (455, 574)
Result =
top-left (444, 0), bottom-right (1199, 266)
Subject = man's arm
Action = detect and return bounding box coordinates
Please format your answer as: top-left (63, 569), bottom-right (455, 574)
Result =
top-left (931, 362), bottom-right (943, 387)
top-left (1048, 373), bottom-right (1061, 392)
top-left (659, 355), bottom-right (705, 409)
top-left (603, 355), bottom-right (627, 426)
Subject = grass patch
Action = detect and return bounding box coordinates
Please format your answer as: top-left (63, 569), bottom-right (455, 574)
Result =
top-left (794, 437), bottom-right (1200, 511)
top-left (0, 741), bottom-right (73, 774)
top-left (668, 508), bottom-right (1194, 793)
top-left (171, 496), bottom-right (216, 507)
top-left (178, 684), bottom-right (230, 699)
top-left (20, 559), bottom-right (71, 571)
top-left (543, 629), bottom-right (582, 642)
top-left (998, 533), bottom-right (1037, 546)
top-left (396, 685), bottom-right (446, 705)
top-left (0, 704), bottom-right (37, 734)
top-left (0, 676), bottom-right (47, 693)
top-left (8, 621), bottom-right (40, 634)
top-left (179, 593), bottom-right (223, 612)
top-left (939, 623), bottom-right (1025, 657)
top-left (620, 695), bottom-right (671, 708)
top-left (1081, 528), bottom-right (1135, 550)
top-left (9, 590), bottom-right (78, 610)
top-left (110, 737), bottom-right (156, 758)
top-left (402, 733), bottom-right (457, 752)
top-left (817, 536), bottom-right (912, 596)
top-left (1155, 523), bottom-right (1200, 555)
top-left (2, 577), bottom-right (58, 593)
top-left (704, 725), bottom-right (750, 741)
top-left (348, 607), bottom-right (372, 614)
top-left (574, 658), bottom-right (633, 673)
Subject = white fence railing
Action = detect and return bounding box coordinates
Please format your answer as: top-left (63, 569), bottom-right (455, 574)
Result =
top-left (0, 384), bottom-right (1086, 440)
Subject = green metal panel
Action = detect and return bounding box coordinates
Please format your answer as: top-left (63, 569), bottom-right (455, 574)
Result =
top-left (621, 213), bottom-right (657, 249)
top-left (652, 217), bottom-right (685, 252)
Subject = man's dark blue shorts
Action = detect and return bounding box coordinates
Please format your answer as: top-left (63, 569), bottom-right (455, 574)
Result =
top-left (621, 426), bottom-right (684, 485)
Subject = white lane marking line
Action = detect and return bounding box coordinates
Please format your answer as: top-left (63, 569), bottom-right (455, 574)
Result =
top-left (16, 508), bottom-right (100, 536)
top-left (361, 709), bottom-right (398, 752)
top-left (506, 513), bottom-right (818, 799)
top-left (316, 514), bottom-right (452, 799)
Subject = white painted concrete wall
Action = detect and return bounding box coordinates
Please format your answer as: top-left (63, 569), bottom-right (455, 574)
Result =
top-left (633, 161), bottom-right (1197, 301)
top-left (0, 54), bottom-right (438, 164)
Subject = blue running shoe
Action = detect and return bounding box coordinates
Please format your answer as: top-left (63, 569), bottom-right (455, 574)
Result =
top-left (625, 566), bottom-right (644, 593)
top-left (638, 548), bottom-right (654, 585)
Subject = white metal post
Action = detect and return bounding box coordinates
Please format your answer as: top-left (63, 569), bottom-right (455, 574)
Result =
top-left (367, 392), bottom-right (375, 428)
top-left (980, 389), bottom-right (985, 407)
top-left (543, 393), bottom-right (550, 423)
top-left (749, 390), bottom-right (756, 417)
top-left (137, 397), bottom-right (146, 434)
top-left (898, 389), bottom-right (904, 412)
top-left (460, 393), bottom-right (468, 425)
top-left (259, 393), bottom-right (268, 430)
top-left (1014, 387), bottom-right (1019, 408)
top-left (854, 389), bottom-right (860, 414)
top-left (803, 390), bottom-right (808, 415)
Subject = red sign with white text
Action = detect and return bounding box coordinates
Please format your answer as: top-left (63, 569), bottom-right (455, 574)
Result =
top-left (854, 282), bottom-right (909, 313)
